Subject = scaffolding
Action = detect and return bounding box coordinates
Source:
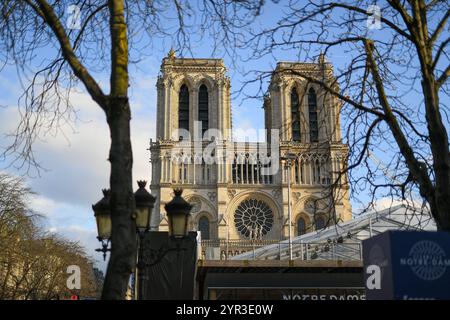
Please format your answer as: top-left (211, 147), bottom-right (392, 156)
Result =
top-left (228, 204), bottom-right (436, 261)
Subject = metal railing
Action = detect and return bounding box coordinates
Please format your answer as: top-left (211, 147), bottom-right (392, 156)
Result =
top-left (200, 239), bottom-right (363, 261)
top-left (200, 239), bottom-right (279, 260)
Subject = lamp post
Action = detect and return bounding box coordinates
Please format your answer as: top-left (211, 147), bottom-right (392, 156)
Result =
top-left (133, 180), bottom-right (156, 300)
top-left (281, 153), bottom-right (296, 260)
top-left (134, 180), bottom-right (156, 233)
top-left (92, 189), bottom-right (112, 261)
top-left (164, 188), bottom-right (192, 239)
top-left (93, 185), bottom-right (193, 300)
top-left (92, 181), bottom-right (156, 261)
top-left (134, 188), bottom-right (191, 299)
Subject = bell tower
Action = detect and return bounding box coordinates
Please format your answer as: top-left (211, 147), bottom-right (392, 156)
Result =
top-left (150, 50), bottom-right (232, 233)
top-left (149, 52), bottom-right (352, 244)
top-left (265, 55), bottom-right (342, 144)
top-left (263, 55), bottom-right (351, 225)
top-left (154, 49), bottom-right (231, 142)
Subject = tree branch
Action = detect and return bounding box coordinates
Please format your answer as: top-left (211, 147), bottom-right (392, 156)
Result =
top-left (286, 69), bottom-right (386, 119)
top-left (31, 0), bottom-right (108, 110)
top-left (73, 3), bottom-right (109, 50)
top-left (429, 8), bottom-right (449, 44)
top-left (388, 0), bottom-right (414, 27)
top-left (363, 39), bottom-right (434, 200)
top-left (437, 63), bottom-right (450, 87)
top-left (432, 37), bottom-right (449, 69)
top-left (328, 2), bottom-right (412, 41)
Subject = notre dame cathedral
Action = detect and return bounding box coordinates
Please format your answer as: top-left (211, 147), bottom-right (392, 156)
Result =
top-left (149, 49), bottom-right (351, 242)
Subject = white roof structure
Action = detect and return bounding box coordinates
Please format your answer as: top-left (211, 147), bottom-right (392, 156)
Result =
top-left (231, 204), bottom-right (437, 261)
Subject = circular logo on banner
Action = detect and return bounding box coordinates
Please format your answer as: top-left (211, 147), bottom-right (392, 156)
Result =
top-left (402, 241), bottom-right (448, 281)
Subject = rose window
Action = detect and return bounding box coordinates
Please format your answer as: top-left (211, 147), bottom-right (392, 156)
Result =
top-left (234, 199), bottom-right (274, 239)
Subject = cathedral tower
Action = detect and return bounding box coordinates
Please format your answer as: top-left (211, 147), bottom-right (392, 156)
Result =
top-left (150, 51), bottom-right (351, 250)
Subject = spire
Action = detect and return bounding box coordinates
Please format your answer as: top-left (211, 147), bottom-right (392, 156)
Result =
top-left (318, 52), bottom-right (326, 64)
top-left (168, 47), bottom-right (176, 60)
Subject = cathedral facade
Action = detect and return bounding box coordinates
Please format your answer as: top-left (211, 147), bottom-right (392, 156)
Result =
top-left (149, 50), bottom-right (351, 242)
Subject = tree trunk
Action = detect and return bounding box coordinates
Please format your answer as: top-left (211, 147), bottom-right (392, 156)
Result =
top-left (411, 2), bottom-right (450, 231)
top-left (420, 74), bottom-right (450, 231)
top-left (364, 38), bottom-right (450, 231)
top-left (101, 97), bottom-right (137, 299)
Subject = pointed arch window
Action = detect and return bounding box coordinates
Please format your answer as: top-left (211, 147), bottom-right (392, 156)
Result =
top-left (198, 84), bottom-right (209, 137)
top-left (294, 159), bottom-right (299, 184)
top-left (315, 216), bottom-right (325, 230)
top-left (297, 217), bottom-right (306, 236)
top-left (291, 88), bottom-right (301, 141)
top-left (308, 87), bottom-right (318, 142)
top-left (198, 216), bottom-right (210, 240)
top-left (178, 84), bottom-right (189, 132)
top-left (313, 159), bottom-right (321, 184)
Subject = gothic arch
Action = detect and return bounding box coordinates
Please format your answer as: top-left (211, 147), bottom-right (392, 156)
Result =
top-left (308, 87), bottom-right (319, 142)
top-left (226, 190), bottom-right (282, 220)
top-left (295, 213), bottom-right (312, 236)
top-left (306, 83), bottom-right (321, 94)
top-left (184, 194), bottom-right (216, 219)
top-left (194, 211), bottom-right (215, 239)
top-left (285, 80), bottom-right (309, 139)
top-left (196, 75), bottom-right (216, 139)
top-left (296, 195), bottom-right (333, 230)
top-left (176, 82), bottom-right (190, 136)
top-left (194, 74), bottom-right (215, 92)
top-left (198, 84), bottom-right (209, 137)
top-left (313, 212), bottom-right (328, 230)
top-left (184, 194), bottom-right (216, 236)
top-left (195, 210), bottom-right (215, 222)
top-left (295, 195), bottom-right (318, 214)
top-left (294, 195), bottom-right (328, 216)
top-left (173, 75), bottom-right (195, 92)
top-left (286, 79), bottom-right (304, 94)
top-left (290, 86), bottom-right (301, 141)
top-left (197, 214), bottom-right (211, 240)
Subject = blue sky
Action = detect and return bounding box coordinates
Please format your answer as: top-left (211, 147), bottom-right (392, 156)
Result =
top-left (0, 2), bottom-right (447, 269)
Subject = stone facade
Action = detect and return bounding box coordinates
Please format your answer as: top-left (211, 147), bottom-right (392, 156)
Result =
top-left (150, 50), bottom-right (351, 241)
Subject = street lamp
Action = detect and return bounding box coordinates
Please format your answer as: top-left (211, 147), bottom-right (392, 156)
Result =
top-left (92, 189), bottom-right (112, 260)
top-left (92, 181), bottom-right (156, 261)
top-left (133, 180), bottom-right (156, 300)
top-left (134, 188), bottom-right (191, 300)
top-left (134, 180), bottom-right (156, 233)
top-left (164, 188), bottom-right (192, 238)
top-left (281, 153), bottom-right (297, 260)
top-left (93, 186), bottom-right (193, 299)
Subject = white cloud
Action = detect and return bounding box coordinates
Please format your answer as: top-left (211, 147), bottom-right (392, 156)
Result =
top-left (30, 195), bottom-right (58, 218)
top-left (30, 193), bottom-right (106, 270)
top-left (56, 224), bottom-right (106, 271)
top-left (1, 75), bottom-right (156, 203)
top-left (353, 197), bottom-right (426, 216)
top-left (0, 71), bottom-right (156, 266)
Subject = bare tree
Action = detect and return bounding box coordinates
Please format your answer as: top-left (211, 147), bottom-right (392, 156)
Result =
top-left (0, 173), bottom-right (99, 300)
top-left (3, 235), bottom-right (98, 300)
top-left (218, 0), bottom-right (449, 230)
top-left (0, 0), bottom-right (263, 299)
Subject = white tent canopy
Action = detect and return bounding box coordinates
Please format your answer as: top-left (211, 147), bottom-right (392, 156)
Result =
top-left (231, 204), bottom-right (436, 261)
